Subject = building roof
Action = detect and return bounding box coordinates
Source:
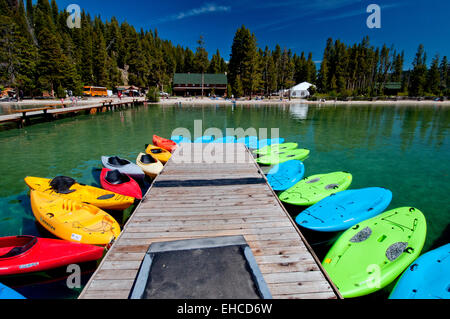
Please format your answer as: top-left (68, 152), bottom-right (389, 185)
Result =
top-left (173, 73), bottom-right (228, 85)
top-left (377, 82), bottom-right (402, 90)
top-left (291, 82), bottom-right (315, 91)
top-left (116, 86), bottom-right (140, 90)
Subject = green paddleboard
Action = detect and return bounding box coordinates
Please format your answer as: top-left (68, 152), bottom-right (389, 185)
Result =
top-left (255, 149), bottom-right (310, 165)
top-left (322, 207), bottom-right (427, 298)
top-left (278, 172), bottom-right (352, 206)
top-left (254, 143), bottom-right (299, 156)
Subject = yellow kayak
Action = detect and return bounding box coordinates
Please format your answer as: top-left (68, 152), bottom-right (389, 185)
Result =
top-left (145, 144), bottom-right (172, 164)
top-left (25, 176), bottom-right (135, 211)
top-left (136, 153), bottom-right (164, 178)
top-left (30, 190), bottom-right (121, 245)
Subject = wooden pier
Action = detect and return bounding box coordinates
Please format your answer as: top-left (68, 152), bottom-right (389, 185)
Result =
top-left (79, 143), bottom-right (341, 299)
top-left (0, 97), bottom-right (146, 128)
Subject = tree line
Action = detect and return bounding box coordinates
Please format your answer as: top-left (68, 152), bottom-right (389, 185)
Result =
top-left (228, 26), bottom-right (449, 98)
top-left (0, 0), bottom-right (449, 98)
top-left (0, 0), bottom-right (228, 97)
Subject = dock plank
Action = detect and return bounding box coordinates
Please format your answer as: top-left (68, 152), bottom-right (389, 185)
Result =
top-left (79, 143), bottom-right (340, 300)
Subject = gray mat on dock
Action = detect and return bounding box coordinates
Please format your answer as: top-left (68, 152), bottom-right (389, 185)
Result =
top-left (129, 236), bottom-right (272, 300)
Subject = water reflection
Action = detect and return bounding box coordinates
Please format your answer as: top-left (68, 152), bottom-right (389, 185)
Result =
top-left (289, 104), bottom-right (309, 120)
top-left (0, 103), bottom-right (448, 297)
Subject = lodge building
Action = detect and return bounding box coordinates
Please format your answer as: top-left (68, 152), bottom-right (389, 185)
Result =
top-left (173, 73), bottom-right (228, 97)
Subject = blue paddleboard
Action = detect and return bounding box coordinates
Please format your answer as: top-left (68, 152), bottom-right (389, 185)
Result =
top-left (296, 187), bottom-right (393, 232)
top-left (213, 136), bottom-right (237, 143)
top-left (389, 244), bottom-right (450, 299)
top-left (267, 160), bottom-right (305, 191)
top-left (237, 136), bottom-right (259, 149)
top-left (194, 136), bottom-right (214, 143)
top-left (171, 136), bottom-right (192, 144)
top-left (0, 283), bottom-right (26, 299)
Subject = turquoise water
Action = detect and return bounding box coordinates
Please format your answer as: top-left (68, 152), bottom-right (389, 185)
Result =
top-left (0, 103), bottom-right (449, 299)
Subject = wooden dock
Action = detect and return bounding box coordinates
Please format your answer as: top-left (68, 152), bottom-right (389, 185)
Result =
top-left (79, 143), bottom-right (341, 299)
top-left (0, 97), bottom-right (146, 128)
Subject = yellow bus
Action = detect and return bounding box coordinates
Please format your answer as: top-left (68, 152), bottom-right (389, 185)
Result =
top-left (83, 86), bottom-right (108, 97)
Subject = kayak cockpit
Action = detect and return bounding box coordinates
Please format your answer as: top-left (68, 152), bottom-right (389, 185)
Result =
top-left (0, 236), bottom-right (37, 259)
top-left (105, 170), bottom-right (131, 185)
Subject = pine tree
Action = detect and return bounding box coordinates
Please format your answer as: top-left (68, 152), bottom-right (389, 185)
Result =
top-left (208, 49), bottom-right (227, 74)
top-left (294, 52), bottom-right (306, 84)
top-left (228, 25), bottom-right (261, 96)
top-left (427, 54), bottom-right (441, 95)
top-left (92, 30), bottom-right (108, 86)
top-left (305, 53), bottom-right (317, 84)
top-left (79, 12), bottom-right (93, 84)
top-left (391, 51), bottom-right (404, 82)
top-left (439, 56), bottom-right (448, 94)
top-left (317, 58), bottom-right (329, 93)
top-left (183, 48), bottom-right (195, 73)
top-left (409, 44), bottom-right (428, 96)
top-left (36, 27), bottom-right (70, 94)
top-left (0, 1), bottom-right (36, 94)
top-left (193, 35), bottom-right (209, 74)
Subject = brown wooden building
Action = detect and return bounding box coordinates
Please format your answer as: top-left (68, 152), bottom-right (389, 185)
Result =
top-left (173, 73), bottom-right (228, 97)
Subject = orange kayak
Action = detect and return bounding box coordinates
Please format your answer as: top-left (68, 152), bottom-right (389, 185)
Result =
top-left (153, 135), bottom-right (178, 153)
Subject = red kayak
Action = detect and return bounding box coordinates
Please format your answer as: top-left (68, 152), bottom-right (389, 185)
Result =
top-left (100, 168), bottom-right (142, 200)
top-left (153, 135), bottom-right (178, 153)
top-left (0, 236), bottom-right (104, 276)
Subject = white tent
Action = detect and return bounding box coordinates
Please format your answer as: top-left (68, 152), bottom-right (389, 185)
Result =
top-left (290, 82), bottom-right (315, 98)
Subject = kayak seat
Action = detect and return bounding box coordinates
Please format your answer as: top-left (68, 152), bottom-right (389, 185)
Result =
top-left (50, 176), bottom-right (77, 194)
top-left (151, 149), bottom-right (163, 154)
top-left (108, 156), bottom-right (130, 167)
top-left (141, 154), bottom-right (157, 165)
top-left (105, 170), bottom-right (130, 185)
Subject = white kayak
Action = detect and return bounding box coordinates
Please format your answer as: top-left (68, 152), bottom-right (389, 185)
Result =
top-left (101, 156), bottom-right (145, 180)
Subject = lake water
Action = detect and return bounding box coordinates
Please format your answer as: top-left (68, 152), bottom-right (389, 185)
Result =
top-left (0, 103), bottom-right (448, 299)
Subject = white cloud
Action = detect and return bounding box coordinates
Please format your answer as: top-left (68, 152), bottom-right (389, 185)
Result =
top-left (157, 3), bottom-right (231, 23)
top-left (315, 3), bottom-right (404, 22)
top-left (259, 0), bottom-right (361, 10)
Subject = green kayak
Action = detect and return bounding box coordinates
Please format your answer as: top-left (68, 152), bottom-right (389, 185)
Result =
top-left (255, 149), bottom-right (310, 165)
top-left (279, 172), bottom-right (352, 206)
top-left (323, 207), bottom-right (427, 298)
top-left (254, 143), bottom-right (299, 156)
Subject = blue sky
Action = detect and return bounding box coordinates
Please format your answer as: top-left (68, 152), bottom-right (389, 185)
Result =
top-left (49, 0), bottom-right (449, 69)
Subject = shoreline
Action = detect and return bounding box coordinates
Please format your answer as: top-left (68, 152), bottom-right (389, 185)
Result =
top-left (0, 96), bottom-right (140, 107)
top-left (157, 97), bottom-right (450, 106)
top-left (1, 96), bottom-right (449, 108)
